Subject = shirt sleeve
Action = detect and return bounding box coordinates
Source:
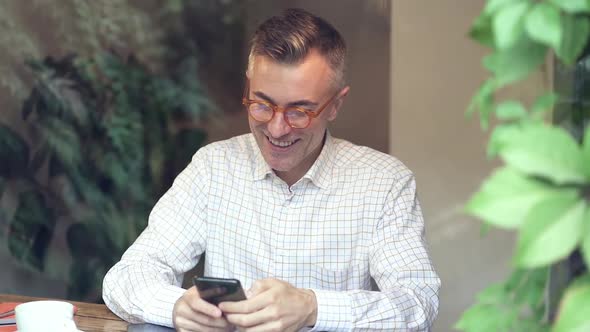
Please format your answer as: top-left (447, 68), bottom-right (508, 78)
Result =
top-left (102, 149), bottom-right (211, 327)
top-left (310, 173), bottom-right (440, 331)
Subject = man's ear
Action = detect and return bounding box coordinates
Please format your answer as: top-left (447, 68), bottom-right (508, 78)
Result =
top-left (327, 85), bottom-right (350, 121)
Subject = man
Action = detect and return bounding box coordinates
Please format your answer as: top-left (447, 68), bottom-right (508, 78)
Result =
top-left (103, 8), bottom-right (440, 331)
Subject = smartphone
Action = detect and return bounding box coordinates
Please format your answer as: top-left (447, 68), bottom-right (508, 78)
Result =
top-left (193, 276), bottom-right (247, 305)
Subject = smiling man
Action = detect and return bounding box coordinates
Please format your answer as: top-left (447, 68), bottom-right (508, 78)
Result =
top-left (246, 48), bottom-right (346, 187)
top-left (103, 8), bottom-right (440, 332)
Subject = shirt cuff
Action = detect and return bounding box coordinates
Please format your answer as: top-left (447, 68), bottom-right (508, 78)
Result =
top-left (308, 289), bottom-right (352, 332)
top-left (145, 285), bottom-right (186, 327)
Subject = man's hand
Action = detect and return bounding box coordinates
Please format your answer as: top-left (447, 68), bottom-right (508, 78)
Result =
top-left (218, 278), bottom-right (317, 332)
top-left (173, 286), bottom-right (233, 332)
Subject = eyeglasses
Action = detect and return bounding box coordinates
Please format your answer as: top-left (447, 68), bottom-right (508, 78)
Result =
top-left (242, 81), bottom-right (340, 129)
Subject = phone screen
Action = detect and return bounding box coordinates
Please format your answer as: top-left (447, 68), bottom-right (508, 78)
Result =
top-left (193, 277), bottom-right (247, 305)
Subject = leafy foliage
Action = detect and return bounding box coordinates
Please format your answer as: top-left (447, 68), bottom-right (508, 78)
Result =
top-left (0, 124), bottom-right (29, 177)
top-left (456, 268), bottom-right (550, 332)
top-left (552, 275), bottom-right (590, 332)
top-left (0, 52), bottom-right (215, 300)
top-left (0, 1), bottom-right (161, 100)
top-left (0, 0), bottom-right (245, 301)
top-left (8, 191), bottom-right (55, 271)
top-left (459, 0), bottom-right (590, 330)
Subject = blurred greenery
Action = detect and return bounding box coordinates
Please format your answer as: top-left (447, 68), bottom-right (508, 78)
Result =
top-left (457, 0), bottom-right (590, 331)
top-left (0, 0), bottom-right (245, 301)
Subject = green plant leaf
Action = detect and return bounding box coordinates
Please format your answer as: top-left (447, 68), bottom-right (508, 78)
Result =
top-left (495, 100), bottom-right (527, 120)
top-left (532, 92), bottom-right (558, 114)
top-left (583, 124), bottom-right (590, 178)
top-left (503, 268), bottom-right (549, 327)
top-left (67, 256), bottom-right (108, 301)
top-left (67, 223), bottom-right (102, 260)
top-left (556, 14), bottom-right (590, 65)
top-left (476, 283), bottom-right (508, 304)
top-left (467, 79), bottom-right (496, 130)
top-left (29, 144), bottom-right (50, 174)
top-left (549, 0), bottom-right (590, 13)
top-left (487, 124), bottom-right (520, 158)
top-left (469, 12), bottom-right (494, 48)
top-left (485, 0), bottom-right (522, 15)
top-left (515, 195), bottom-right (585, 267)
top-left (493, 2), bottom-right (530, 49)
top-left (21, 88), bottom-right (40, 121)
top-left (525, 2), bottom-right (562, 50)
top-left (0, 123), bottom-right (30, 177)
top-left (0, 205), bottom-right (7, 226)
top-left (552, 275), bottom-right (590, 332)
top-left (8, 191), bottom-right (56, 271)
top-left (455, 303), bottom-right (516, 332)
top-left (581, 207), bottom-right (590, 266)
top-left (581, 207), bottom-right (590, 268)
top-left (96, 206), bottom-right (133, 253)
top-left (39, 118), bottom-right (82, 169)
top-left (514, 319), bottom-right (551, 332)
top-left (511, 267), bottom-right (549, 308)
top-left (66, 169), bottom-right (106, 207)
top-left (172, 128), bottom-right (207, 174)
top-left (499, 124), bottom-right (587, 184)
top-left (38, 76), bottom-right (91, 129)
top-left (48, 154), bottom-right (65, 178)
top-left (466, 167), bottom-right (577, 229)
top-left (485, 36), bottom-right (547, 87)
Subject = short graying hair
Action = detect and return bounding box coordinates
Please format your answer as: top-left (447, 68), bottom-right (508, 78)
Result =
top-left (247, 8), bottom-right (347, 89)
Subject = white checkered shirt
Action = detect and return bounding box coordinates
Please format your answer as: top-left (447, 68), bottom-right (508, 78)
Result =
top-left (103, 132), bottom-right (440, 331)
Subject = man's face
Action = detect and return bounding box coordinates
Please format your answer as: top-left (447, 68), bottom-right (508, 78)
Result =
top-left (247, 51), bottom-right (347, 185)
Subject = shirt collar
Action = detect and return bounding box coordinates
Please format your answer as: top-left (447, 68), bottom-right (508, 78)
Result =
top-left (250, 131), bottom-right (336, 189)
top-left (302, 131), bottom-right (335, 189)
top-left (251, 134), bottom-right (273, 181)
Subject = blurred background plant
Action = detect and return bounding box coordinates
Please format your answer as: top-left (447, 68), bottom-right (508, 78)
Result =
top-left (456, 0), bottom-right (590, 331)
top-left (0, 0), bottom-right (245, 301)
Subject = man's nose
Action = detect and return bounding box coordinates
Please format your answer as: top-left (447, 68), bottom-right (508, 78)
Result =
top-left (267, 111), bottom-right (292, 138)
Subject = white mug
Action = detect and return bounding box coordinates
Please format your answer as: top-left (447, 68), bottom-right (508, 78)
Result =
top-left (15, 300), bottom-right (78, 332)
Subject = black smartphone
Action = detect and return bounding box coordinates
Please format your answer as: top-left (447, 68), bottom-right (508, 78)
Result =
top-left (193, 276), bottom-right (247, 305)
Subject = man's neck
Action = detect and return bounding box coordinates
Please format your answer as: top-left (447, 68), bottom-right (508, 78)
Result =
top-left (274, 132), bottom-right (327, 187)
top-left (276, 171), bottom-right (301, 187)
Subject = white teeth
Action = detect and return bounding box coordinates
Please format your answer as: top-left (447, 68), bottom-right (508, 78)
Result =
top-left (268, 137), bottom-right (295, 147)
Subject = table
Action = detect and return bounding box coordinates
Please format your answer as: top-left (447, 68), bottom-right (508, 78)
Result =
top-left (0, 294), bottom-right (128, 332)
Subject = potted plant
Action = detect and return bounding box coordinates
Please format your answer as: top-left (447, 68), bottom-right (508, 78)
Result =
top-left (456, 0), bottom-right (590, 331)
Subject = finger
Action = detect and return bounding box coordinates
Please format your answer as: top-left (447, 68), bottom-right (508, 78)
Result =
top-left (180, 299), bottom-right (222, 319)
top-left (218, 290), bottom-right (272, 314)
top-left (249, 279), bottom-right (274, 296)
top-left (175, 296), bottom-right (224, 328)
top-left (225, 308), bottom-right (267, 329)
top-left (174, 314), bottom-right (205, 331)
top-left (227, 302), bottom-right (289, 329)
top-left (176, 311), bottom-right (231, 330)
top-left (220, 281), bottom-right (278, 314)
top-left (185, 286), bottom-right (224, 317)
top-left (187, 297), bottom-right (223, 318)
top-left (191, 312), bottom-right (231, 329)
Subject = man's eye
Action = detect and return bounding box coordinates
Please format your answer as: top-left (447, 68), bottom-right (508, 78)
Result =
top-left (286, 109), bottom-right (308, 117)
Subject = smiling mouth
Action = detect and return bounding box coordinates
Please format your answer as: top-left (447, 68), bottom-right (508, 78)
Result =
top-left (267, 136), bottom-right (298, 148)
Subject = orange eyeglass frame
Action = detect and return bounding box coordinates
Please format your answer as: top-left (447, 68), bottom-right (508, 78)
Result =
top-left (242, 80), bottom-right (340, 129)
